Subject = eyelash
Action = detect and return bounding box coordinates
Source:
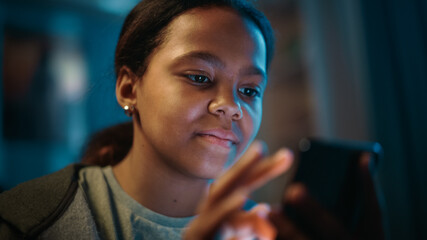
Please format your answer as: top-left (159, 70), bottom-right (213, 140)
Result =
top-left (186, 74), bottom-right (261, 99)
top-left (238, 87), bottom-right (261, 98)
top-left (187, 74), bottom-right (212, 84)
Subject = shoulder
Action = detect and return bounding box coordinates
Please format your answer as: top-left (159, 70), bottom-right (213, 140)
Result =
top-left (39, 187), bottom-right (100, 239)
top-left (0, 164), bottom-right (88, 239)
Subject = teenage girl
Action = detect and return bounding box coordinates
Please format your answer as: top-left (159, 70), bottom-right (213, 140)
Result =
top-left (0, 0), bottom-right (383, 239)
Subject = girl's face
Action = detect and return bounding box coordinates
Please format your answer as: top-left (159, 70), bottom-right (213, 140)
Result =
top-left (134, 7), bottom-right (267, 179)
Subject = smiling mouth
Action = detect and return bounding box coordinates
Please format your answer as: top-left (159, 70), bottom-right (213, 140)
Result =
top-left (197, 134), bottom-right (234, 148)
top-left (196, 128), bottom-right (239, 149)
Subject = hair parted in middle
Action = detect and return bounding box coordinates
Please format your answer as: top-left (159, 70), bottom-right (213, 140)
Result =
top-left (114, 0), bottom-right (275, 78)
top-left (82, 0), bottom-right (275, 167)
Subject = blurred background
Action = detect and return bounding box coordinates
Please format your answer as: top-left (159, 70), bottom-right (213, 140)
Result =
top-left (0, 0), bottom-right (425, 239)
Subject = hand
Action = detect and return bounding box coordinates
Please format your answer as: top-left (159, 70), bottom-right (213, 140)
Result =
top-left (183, 141), bottom-right (294, 240)
top-left (270, 153), bottom-right (384, 240)
top-left (220, 203), bottom-right (276, 240)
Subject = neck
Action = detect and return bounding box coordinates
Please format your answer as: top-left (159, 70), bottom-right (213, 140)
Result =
top-left (112, 131), bottom-right (210, 218)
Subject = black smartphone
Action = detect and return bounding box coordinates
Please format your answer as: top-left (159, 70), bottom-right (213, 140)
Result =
top-left (285, 138), bottom-right (383, 233)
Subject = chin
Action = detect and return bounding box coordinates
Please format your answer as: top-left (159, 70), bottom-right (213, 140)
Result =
top-left (184, 162), bottom-right (227, 180)
top-left (195, 168), bottom-right (225, 180)
top-left (177, 146), bottom-right (237, 180)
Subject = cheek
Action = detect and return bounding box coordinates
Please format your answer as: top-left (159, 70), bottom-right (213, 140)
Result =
top-left (163, 87), bottom-right (208, 124)
top-left (145, 83), bottom-right (207, 137)
top-left (236, 103), bottom-right (262, 155)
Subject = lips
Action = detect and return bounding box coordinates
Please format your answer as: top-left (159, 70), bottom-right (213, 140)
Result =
top-left (197, 129), bottom-right (239, 148)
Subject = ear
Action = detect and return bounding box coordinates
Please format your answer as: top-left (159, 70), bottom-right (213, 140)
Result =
top-left (116, 66), bottom-right (138, 110)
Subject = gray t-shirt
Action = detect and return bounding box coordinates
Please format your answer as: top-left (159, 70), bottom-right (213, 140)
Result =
top-left (78, 166), bottom-right (194, 240)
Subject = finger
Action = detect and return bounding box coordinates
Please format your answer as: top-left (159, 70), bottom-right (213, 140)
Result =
top-left (284, 184), bottom-right (350, 240)
top-left (206, 147), bottom-right (292, 214)
top-left (268, 210), bottom-right (308, 240)
top-left (224, 206), bottom-right (277, 240)
top-left (356, 153), bottom-right (384, 239)
top-left (209, 147), bottom-right (292, 210)
top-left (208, 141), bottom-right (265, 202)
top-left (240, 149), bottom-right (293, 192)
top-left (249, 203), bottom-right (271, 218)
top-left (184, 190), bottom-right (248, 240)
top-left (359, 153), bottom-right (381, 213)
top-left (249, 213), bottom-right (277, 240)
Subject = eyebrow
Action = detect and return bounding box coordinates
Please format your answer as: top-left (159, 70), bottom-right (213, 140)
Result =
top-left (240, 66), bottom-right (267, 83)
top-left (174, 51), bottom-right (267, 81)
top-left (174, 51), bottom-right (226, 69)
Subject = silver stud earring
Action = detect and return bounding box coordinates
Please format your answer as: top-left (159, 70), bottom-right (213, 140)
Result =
top-left (124, 105), bottom-right (135, 117)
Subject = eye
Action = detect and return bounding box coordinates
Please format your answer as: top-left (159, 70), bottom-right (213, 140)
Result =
top-left (239, 87), bottom-right (260, 98)
top-left (187, 74), bottom-right (211, 84)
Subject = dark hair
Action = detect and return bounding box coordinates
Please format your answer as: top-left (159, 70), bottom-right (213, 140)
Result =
top-left (114, 0), bottom-right (275, 77)
top-left (81, 122), bottom-right (133, 166)
top-left (83, 1), bottom-right (275, 166)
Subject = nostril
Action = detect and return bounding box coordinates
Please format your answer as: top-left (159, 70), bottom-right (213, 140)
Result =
top-left (208, 97), bottom-right (241, 120)
top-left (232, 107), bottom-right (243, 120)
top-left (216, 109), bottom-right (225, 115)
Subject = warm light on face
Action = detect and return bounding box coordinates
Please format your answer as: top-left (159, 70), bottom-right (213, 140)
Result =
top-left (131, 7), bottom-right (267, 180)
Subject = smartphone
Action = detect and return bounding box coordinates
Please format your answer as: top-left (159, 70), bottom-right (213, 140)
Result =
top-left (285, 138), bottom-right (383, 232)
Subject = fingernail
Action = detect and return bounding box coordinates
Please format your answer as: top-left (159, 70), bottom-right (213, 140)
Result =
top-left (251, 203), bottom-right (271, 218)
top-left (360, 152), bottom-right (371, 166)
top-left (275, 148), bottom-right (292, 160)
top-left (249, 141), bottom-right (263, 155)
top-left (273, 149), bottom-right (293, 167)
top-left (286, 184), bottom-right (307, 203)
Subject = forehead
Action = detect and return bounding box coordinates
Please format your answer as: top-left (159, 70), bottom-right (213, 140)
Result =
top-left (156, 6), bottom-right (267, 71)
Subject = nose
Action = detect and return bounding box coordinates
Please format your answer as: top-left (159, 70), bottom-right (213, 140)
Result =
top-left (208, 88), bottom-right (243, 121)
